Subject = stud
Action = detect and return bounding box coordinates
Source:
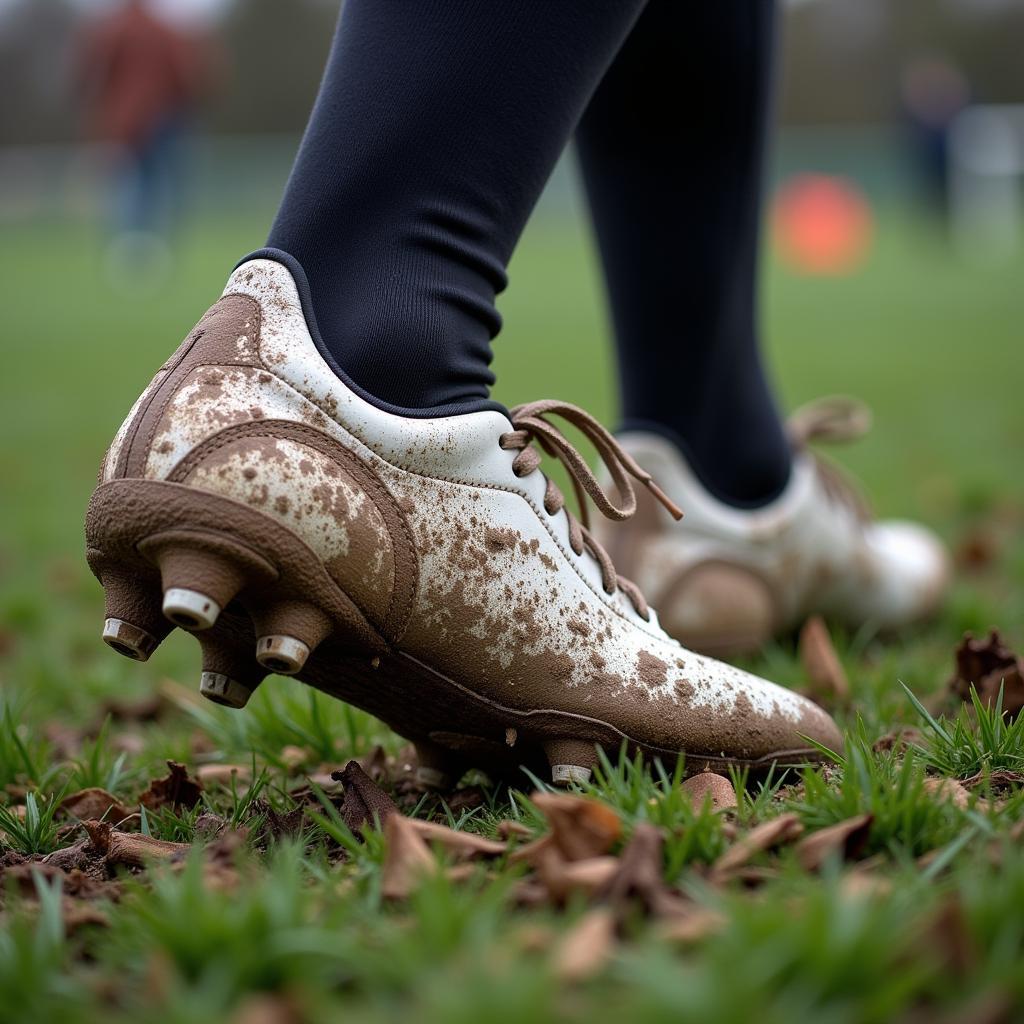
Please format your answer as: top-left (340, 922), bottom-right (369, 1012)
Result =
top-left (98, 568), bottom-right (171, 660)
top-left (197, 627), bottom-right (265, 709)
top-left (254, 601), bottom-right (333, 675)
top-left (102, 617), bottom-right (161, 661)
top-left (543, 738), bottom-right (599, 786)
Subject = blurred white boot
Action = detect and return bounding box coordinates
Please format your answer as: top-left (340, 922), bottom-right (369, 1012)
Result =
top-left (597, 397), bottom-right (951, 656)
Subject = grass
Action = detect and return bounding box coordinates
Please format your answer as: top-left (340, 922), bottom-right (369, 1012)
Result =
top-left (0, 201), bottom-right (1022, 1022)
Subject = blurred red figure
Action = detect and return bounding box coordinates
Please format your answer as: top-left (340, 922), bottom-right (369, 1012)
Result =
top-left (76, 0), bottom-right (216, 270)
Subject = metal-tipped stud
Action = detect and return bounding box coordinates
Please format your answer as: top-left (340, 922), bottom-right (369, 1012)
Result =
top-left (543, 738), bottom-right (599, 787)
top-left (148, 541), bottom-right (249, 631)
top-left (199, 671), bottom-right (254, 709)
top-left (256, 634), bottom-right (310, 675)
top-left (551, 764), bottom-right (593, 785)
top-left (162, 587), bottom-right (221, 631)
top-left (102, 617), bottom-right (160, 661)
top-left (253, 601), bottom-right (332, 675)
top-left (98, 566), bottom-right (171, 659)
top-left (197, 623), bottom-right (266, 709)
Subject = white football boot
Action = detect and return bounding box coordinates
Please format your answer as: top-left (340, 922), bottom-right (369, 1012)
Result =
top-left (86, 258), bottom-right (842, 785)
top-left (598, 398), bottom-right (950, 656)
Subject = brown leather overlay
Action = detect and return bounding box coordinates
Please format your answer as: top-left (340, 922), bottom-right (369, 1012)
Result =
top-left (166, 418), bottom-right (419, 645)
top-left (114, 293), bottom-right (263, 479)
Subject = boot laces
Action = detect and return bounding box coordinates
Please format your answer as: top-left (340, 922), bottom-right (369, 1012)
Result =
top-left (788, 395), bottom-right (874, 522)
top-left (498, 400), bottom-right (683, 620)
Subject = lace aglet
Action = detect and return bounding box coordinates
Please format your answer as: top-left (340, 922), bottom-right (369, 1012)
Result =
top-left (645, 480), bottom-right (683, 521)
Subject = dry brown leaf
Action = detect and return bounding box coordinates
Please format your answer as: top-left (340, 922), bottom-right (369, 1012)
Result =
top-left (535, 849), bottom-right (619, 903)
top-left (98, 692), bottom-right (168, 724)
top-left (196, 764), bottom-right (253, 786)
top-left (138, 761), bottom-right (203, 812)
top-left (82, 820), bottom-right (191, 867)
top-left (531, 792), bottom-right (621, 861)
top-left (711, 813), bottom-right (804, 878)
top-left (839, 869), bottom-right (893, 901)
top-left (954, 524), bottom-right (1000, 572)
top-left (948, 629), bottom-right (1024, 719)
top-left (681, 772), bottom-right (737, 811)
top-left (794, 814), bottom-right (873, 870)
top-left (960, 768), bottom-right (1024, 791)
top-left (59, 788), bottom-right (135, 825)
top-left (553, 907), bottom-right (617, 983)
top-left (279, 746), bottom-right (310, 771)
top-left (230, 993), bottom-right (303, 1024)
top-left (507, 834), bottom-right (556, 867)
top-left (652, 907), bottom-right (726, 945)
top-left (405, 818), bottom-right (505, 858)
top-left (922, 777), bottom-right (971, 809)
top-left (597, 823), bottom-right (690, 918)
top-left (799, 615), bottom-right (850, 704)
top-left (496, 819), bottom-right (533, 841)
top-left (331, 760), bottom-right (399, 833)
top-left (380, 813), bottom-right (437, 899)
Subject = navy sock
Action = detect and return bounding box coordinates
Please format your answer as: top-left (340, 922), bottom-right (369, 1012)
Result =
top-left (260, 0), bottom-right (645, 416)
top-left (577, 0), bottom-right (793, 506)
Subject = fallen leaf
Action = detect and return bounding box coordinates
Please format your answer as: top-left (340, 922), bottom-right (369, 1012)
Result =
top-left (496, 819), bottom-right (533, 841)
top-left (196, 764), bottom-right (253, 786)
top-left (59, 788), bottom-right (135, 825)
top-left (380, 813), bottom-right (436, 899)
top-left (405, 818), bottom-right (505, 858)
top-left (98, 692), bottom-right (168, 724)
top-left (230, 993), bottom-right (303, 1024)
top-left (531, 792), bottom-right (621, 861)
top-left (794, 814), bottom-right (873, 870)
top-left (138, 761), bottom-right (203, 812)
top-left (681, 772), bottom-right (737, 811)
top-left (652, 907), bottom-right (726, 944)
top-left (948, 630), bottom-right (1024, 718)
top-left (922, 777), bottom-right (971, 808)
top-left (711, 813), bottom-right (804, 879)
top-left (839, 869), bottom-right (893, 901)
top-left (553, 907), bottom-right (617, 983)
top-left (279, 745), bottom-right (310, 771)
top-left (331, 760), bottom-right (399, 833)
top-left (799, 616), bottom-right (850, 704)
top-left (596, 823), bottom-right (689, 918)
top-left (82, 820), bottom-right (191, 867)
top-left (954, 525), bottom-right (1000, 572)
top-left (535, 851), bottom-right (619, 903)
top-left (960, 768), bottom-right (1024, 791)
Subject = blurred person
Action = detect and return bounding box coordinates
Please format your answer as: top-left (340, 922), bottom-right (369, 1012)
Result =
top-left (85, 1), bottom-right (949, 784)
top-left (75, 0), bottom-right (217, 279)
top-left (900, 55), bottom-right (970, 224)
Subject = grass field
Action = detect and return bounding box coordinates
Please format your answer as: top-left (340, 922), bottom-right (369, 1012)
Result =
top-left (1, 206), bottom-right (1023, 1024)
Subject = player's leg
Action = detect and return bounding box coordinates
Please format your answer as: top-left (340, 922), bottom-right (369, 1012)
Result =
top-left (577, 0), bottom-right (789, 507)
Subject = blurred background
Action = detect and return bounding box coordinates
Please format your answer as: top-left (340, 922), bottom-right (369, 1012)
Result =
top-left (0, 0), bottom-right (1022, 711)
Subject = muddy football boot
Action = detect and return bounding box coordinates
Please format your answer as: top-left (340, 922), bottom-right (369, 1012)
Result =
top-left (598, 398), bottom-right (950, 657)
top-left (86, 258), bottom-right (842, 785)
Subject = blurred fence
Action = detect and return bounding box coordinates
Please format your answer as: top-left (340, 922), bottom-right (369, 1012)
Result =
top-left (0, 125), bottom-right (931, 226)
